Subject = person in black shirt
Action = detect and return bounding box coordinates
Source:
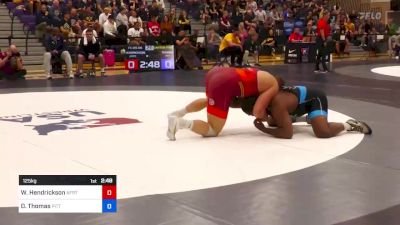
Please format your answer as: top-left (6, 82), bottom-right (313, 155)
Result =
top-left (43, 28), bottom-right (74, 79)
top-left (243, 33), bottom-right (260, 66)
top-left (148, 0), bottom-right (160, 20)
top-left (137, 4), bottom-right (149, 22)
top-left (35, 4), bottom-right (50, 40)
top-left (77, 28), bottom-right (105, 76)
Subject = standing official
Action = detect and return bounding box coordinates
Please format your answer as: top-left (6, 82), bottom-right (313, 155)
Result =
top-left (314, 10), bottom-right (331, 73)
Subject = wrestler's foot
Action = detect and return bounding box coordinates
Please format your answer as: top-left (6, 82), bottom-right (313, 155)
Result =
top-left (167, 115), bottom-right (178, 141)
top-left (346, 119), bottom-right (372, 134)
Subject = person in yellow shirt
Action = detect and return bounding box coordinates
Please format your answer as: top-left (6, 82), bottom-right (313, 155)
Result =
top-left (219, 27), bottom-right (243, 66)
top-left (344, 18), bottom-right (356, 41)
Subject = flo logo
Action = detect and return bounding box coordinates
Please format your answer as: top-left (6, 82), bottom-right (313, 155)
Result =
top-left (0, 109), bottom-right (140, 135)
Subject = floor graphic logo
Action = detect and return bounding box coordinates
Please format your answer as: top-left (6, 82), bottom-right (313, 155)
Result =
top-left (0, 109), bottom-right (140, 135)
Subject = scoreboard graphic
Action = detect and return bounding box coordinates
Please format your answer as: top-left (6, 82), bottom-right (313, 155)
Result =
top-left (18, 175), bottom-right (117, 213)
top-left (125, 45), bottom-right (175, 72)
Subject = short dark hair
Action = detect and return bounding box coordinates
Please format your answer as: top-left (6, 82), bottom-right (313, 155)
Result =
top-left (86, 28), bottom-right (93, 33)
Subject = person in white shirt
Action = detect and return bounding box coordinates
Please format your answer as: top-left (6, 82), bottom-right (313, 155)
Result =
top-left (98, 7), bottom-right (111, 26)
top-left (156, 0), bottom-right (165, 10)
top-left (254, 6), bottom-right (267, 26)
top-left (128, 22), bottom-right (144, 38)
top-left (116, 6), bottom-right (129, 28)
top-left (247, 0), bottom-right (257, 12)
top-left (129, 10), bottom-right (143, 28)
top-left (103, 15), bottom-right (118, 45)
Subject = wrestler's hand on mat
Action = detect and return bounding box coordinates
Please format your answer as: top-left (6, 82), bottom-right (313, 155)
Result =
top-left (253, 109), bottom-right (267, 120)
top-left (254, 119), bottom-right (268, 133)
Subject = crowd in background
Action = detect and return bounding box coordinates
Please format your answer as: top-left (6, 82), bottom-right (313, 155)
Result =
top-left (27, 0), bottom-right (399, 52)
top-left (1, 0), bottom-right (400, 78)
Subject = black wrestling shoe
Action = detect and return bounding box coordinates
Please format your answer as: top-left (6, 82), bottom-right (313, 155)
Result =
top-left (346, 119), bottom-right (372, 134)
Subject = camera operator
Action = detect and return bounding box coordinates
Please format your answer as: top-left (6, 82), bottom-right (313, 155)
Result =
top-left (0, 45), bottom-right (26, 80)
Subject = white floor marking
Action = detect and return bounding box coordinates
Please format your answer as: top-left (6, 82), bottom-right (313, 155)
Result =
top-left (371, 66), bottom-right (400, 77)
top-left (0, 91), bottom-right (363, 207)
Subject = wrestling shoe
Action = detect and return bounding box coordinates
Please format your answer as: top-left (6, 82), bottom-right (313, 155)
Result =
top-left (167, 115), bottom-right (178, 141)
top-left (346, 119), bottom-right (372, 134)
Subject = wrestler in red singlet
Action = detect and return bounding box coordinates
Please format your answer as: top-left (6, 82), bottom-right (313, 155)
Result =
top-left (205, 67), bottom-right (259, 119)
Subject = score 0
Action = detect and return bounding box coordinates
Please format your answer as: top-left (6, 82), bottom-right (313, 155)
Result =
top-left (125, 59), bottom-right (139, 71)
top-left (161, 59), bottom-right (175, 70)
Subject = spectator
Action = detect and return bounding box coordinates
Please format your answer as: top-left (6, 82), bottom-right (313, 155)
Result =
top-left (155, 0), bottom-right (165, 11)
top-left (219, 10), bottom-right (231, 35)
top-left (394, 36), bottom-right (400, 59)
top-left (137, 4), bottom-right (149, 22)
top-left (206, 27), bottom-right (222, 60)
top-left (219, 26), bottom-right (243, 66)
top-left (148, 16), bottom-right (161, 37)
top-left (208, 2), bottom-right (219, 24)
top-left (254, 5), bottom-right (267, 27)
top-left (332, 27), bottom-right (349, 57)
top-left (224, 0), bottom-right (234, 15)
top-left (247, 0), bottom-right (257, 12)
top-left (69, 8), bottom-right (82, 34)
top-left (386, 19), bottom-right (400, 57)
top-left (61, 0), bottom-right (73, 15)
top-left (116, 6), bottom-right (129, 28)
top-left (231, 5), bottom-right (244, 26)
top-left (129, 10), bottom-right (143, 28)
top-left (148, 0), bottom-right (160, 20)
top-left (103, 15), bottom-right (118, 45)
top-left (141, 28), bottom-right (157, 45)
top-left (178, 10), bottom-right (191, 34)
top-left (99, 7), bottom-right (112, 27)
top-left (160, 15), bottom-right (174, 34)
top-left (303, 20), bottom-right (316, 42)
top-left (261, 28), bottom-right (276, 56)
top-left (200, 3), bottom-right (210, 24)
top-left (79, 6), bottom-right (96, 29)
top-left (238, 22), bottom-right (248, 43)
top-left (243, 9), bottom-right (257, 30)
top-left (48, 0), bottom-right (62, 27)
top-left (35, 4), bottom-right (50, 40)
top-left (243, 33), bottom-right (260, 66)
top-left (73, 0), bottom-right (85, 10)
top-left (289, 27), bottom-right (303, 42)
top-left (43, 28), bottom-right (74, 79)
top-left (169, 8), bottom-right (177, 26)
top-left (175, 30), bottom-right (202, 70)
top-left (77, 28), bottom-right (105, 76)
top-left (190, 29), bottom-right (206, 61)
top-left (366, 27), bottom-right (379, 57)
top-left (344, 17), bottom-right (356, 42)
top-left (158, 29), bottom-right (174, 45)
top-left (0, 45), bottom-right (26, 80)
top-left (128, 21), bottom-right (144, 38)
top-left (348, 9), bottom-right (358, 23)
top-left (269, 7), bottom-right (282, 21)
top-left (60, 13), bottom-right (77, 40)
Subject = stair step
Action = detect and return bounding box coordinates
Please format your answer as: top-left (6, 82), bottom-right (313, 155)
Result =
top-left (0, 44), bottom-right (44, 50)
top-left (24, 61), bottom-right (43, 65)
top-left (18, 51), bottom-right (46, 56)
top-left (0, 23), bottom-right (23, 28)
top-left (0, 33), bottom-right (36, 38)
top-left (21, 55), bottom-right (46, 60)
top-left (0, 39), bottom-right (40, 45)
top-left (14, 47), bottom-right (46, 54)
top-left (0, 30), bottom-right (26, 35)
